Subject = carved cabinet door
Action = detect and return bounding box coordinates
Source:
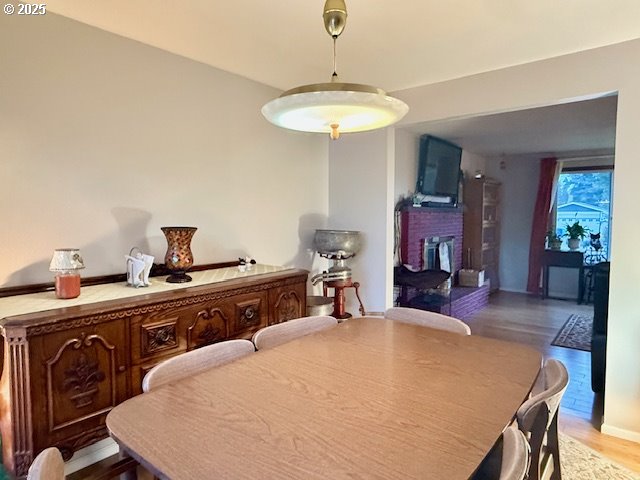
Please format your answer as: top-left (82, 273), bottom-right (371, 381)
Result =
top-left (267, 283), bottom-right (306, 325)
top-left (29, 319), bottom-right (128, 459)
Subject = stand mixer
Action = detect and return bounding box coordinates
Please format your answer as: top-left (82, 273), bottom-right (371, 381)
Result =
top-left (311, 230), bottom-right (366, 319)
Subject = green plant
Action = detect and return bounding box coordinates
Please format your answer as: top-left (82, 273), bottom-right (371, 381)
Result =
top-left (546, 231), bottom-right (563, 249)
top-left (546, 231), bottom-right (561, 242)
top-left (564, 221), bottom-right (589, 240)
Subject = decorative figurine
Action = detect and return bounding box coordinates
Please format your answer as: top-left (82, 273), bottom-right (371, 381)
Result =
top-left (238, 256), bottom-right (256, 272)
top-left (125, 247), bottom-right (154, 288)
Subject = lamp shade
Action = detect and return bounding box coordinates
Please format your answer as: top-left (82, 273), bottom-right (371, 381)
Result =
top-left (261, 1), bottom-right (408, 139)
top-left (49, 248), bottom-right (85, 272)
top-left (261, 82), bottom-right (408, 137)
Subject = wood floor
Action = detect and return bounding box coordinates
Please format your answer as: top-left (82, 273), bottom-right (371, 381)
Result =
top-left (466, 290), bottom-right (640, 473)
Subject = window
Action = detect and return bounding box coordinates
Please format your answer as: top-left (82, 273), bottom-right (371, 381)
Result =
top-left (554, 169), bottom-right (612, 262)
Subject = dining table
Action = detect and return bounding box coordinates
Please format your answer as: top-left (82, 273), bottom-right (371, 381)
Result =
top-left (106, 317), bottom-right (542, 480)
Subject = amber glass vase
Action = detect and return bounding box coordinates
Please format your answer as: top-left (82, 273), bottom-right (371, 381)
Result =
top-left (161, 226), bottom-right (197, 283)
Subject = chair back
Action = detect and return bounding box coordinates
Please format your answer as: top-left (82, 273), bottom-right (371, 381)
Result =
top-left (517, 359), bottom-right (568, 432)
top-left (27, 447), bottom-right (64, 480)
top-left (252, 315), bottom-right (338, 350)
top-left (517, 358), bottom-right (569, 480)
top-left (499, 425), bottom-right (531, 480)
top-left (384, 307), bottom-right (471, 335)
top-left (142, 339), bottom-right (255, 392)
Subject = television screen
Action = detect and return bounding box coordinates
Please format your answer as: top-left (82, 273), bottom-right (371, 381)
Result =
top-left (415, 135), bottom-right (462, 201)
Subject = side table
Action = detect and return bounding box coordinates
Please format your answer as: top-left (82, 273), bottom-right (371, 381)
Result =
top-left (540, 250), bottom-right (585, 304)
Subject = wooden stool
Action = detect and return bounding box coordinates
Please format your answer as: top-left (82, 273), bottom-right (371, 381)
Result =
top-left (323, 279), bottom-right (365, 319)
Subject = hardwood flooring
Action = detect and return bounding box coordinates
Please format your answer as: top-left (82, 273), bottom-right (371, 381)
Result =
top-left (466, 291), bottom-right (640, 473)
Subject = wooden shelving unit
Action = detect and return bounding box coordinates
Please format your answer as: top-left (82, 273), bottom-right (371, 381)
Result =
top-left (463, 177), bottom-right (501, 292)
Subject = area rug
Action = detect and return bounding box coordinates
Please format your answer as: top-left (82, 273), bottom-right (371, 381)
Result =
top-left (560, 433), bottom-right (640, 479)
top-left (551, 314), bottom-right (592, 352)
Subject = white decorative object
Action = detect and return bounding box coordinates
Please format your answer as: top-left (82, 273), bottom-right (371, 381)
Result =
top-left (238, 256), bottom-right (256, 272)
top-left (49, 248), bottom-right (85, 299)
top-left (49, 248), bottom-right (85, 272)
top-left (125, 248), bottom-right (154, 288)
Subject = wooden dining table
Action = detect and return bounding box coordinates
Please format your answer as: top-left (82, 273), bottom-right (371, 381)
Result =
top-left (106, 317), bottom-right (542, 480)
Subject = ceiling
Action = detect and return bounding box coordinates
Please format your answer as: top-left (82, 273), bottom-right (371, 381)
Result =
top-left (404, 95), bottom-right (618, 157)
top-left (47, 0), bottom-right (640, 93)
top-left (46, 1), bottom-right (632, 157)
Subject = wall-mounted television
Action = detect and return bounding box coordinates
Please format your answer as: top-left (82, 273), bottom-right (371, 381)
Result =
top-left (415, 135), bottom-right (462, 206)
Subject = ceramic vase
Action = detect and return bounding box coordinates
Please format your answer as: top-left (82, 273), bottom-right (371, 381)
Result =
top-left (161, 226), bottom-right (197, 283)
top-left (568, 238), bottom-right (581, 251)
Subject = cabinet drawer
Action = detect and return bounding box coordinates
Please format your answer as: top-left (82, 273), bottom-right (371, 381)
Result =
top-left (227, 292), bottom-right (268, 338)
top-left (131, 312), bottom-right (191, 364)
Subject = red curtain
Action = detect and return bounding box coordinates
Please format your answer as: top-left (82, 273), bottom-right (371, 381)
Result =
top-left (526, 157), bottom-right (558, 293)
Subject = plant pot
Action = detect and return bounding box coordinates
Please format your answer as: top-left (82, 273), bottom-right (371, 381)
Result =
top-left (568, 238), bottom-right (581, 251)
top-left (549, 240), bottom-right (563, 251)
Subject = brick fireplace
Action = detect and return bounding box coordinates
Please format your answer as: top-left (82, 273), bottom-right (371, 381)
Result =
top-left (397, 206), bottom-right (489, 320)
top-left (400, 207), bottom-right (463, 272)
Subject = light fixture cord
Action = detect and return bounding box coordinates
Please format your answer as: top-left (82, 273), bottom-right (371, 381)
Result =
top-left (332, 36), bottom-right (338, 80)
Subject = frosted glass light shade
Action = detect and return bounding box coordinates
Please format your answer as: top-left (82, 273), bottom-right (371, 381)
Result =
top-left (262, 82), bottom-right (409, 136)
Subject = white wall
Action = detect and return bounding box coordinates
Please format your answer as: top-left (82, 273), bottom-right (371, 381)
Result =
top-left (460, 151), bottom-right (487, 180)
top-left (0, 13), bottom-right (328, 287)
top-left (485, 156), bottom-right (539, 294)
top-left (328, 129), bottom-right (394, 315)
top-left (393, 129), bottom-right (420, 205)
top-left (329, 38), bottom-right (640, 441)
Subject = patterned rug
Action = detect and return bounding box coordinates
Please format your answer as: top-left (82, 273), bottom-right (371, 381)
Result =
top-left (560, 433), bottom-right (640, 479)
top-left (551, 314), bottom-right (592, 352)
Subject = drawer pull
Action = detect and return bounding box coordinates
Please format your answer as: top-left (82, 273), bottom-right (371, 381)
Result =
top-left (244, 306), bottom-right (257, 320)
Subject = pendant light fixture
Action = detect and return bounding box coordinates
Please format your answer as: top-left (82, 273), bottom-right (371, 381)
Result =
top-left (261, 0), bottom-right (409, 140)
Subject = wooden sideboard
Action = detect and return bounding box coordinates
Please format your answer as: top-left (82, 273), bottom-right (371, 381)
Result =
top-left (0, 267), bottom-right (308, 477)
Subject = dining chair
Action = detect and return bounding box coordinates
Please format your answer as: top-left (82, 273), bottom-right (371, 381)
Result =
top-left (384, 307), bottom-right (471, 335)
top-left (471, 424), bottom-right (531, 480)
top-left (142, 339), bottom-right (255, 392)
top-left (27, 447), bottom-right (64, 480)
top-left (251, 315), bottom-right (338, 350)
top-left (517, 358), bottom-right (569, 480)
top-left (499, 425), bottom-right (531, 480)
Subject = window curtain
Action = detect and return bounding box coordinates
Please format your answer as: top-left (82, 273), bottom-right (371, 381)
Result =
top-left (526, 157), bottom-right (558, 293)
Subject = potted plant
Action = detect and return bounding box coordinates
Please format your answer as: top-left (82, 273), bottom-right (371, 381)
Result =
top-left (564, 221), bottom-right (588, 250)
top-left (546, 231), bottom-right (563, 250)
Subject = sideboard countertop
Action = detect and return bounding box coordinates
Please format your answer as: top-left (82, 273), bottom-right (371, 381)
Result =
top-left (0, 264), bottom-right (289, 319)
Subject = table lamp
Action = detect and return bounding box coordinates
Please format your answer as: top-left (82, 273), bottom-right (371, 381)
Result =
top-left (49, 248), bottom-right (85, 299)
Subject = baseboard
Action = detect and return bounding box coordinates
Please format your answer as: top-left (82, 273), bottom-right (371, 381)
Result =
top-left (497, 287), bottom-right (529, 294)
top-left (64, 437), bottom-right (120, 475)
top-left (601, 423), bottom-right (640, 444)
top-left (496, 287), bottom-right (580, 298)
